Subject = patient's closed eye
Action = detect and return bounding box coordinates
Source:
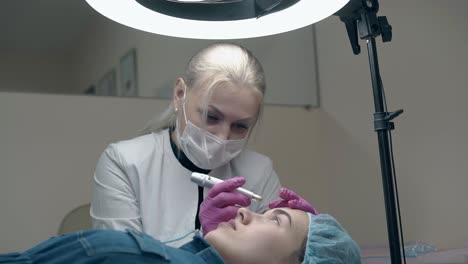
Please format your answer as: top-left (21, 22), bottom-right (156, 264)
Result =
top-left (270, 216), bottom-right (280, 225)
top-left (271, 209), bottom-right (292, 227)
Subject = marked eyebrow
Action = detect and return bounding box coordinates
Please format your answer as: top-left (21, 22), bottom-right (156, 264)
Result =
top-left (272, 209), bottom-right (292, 227)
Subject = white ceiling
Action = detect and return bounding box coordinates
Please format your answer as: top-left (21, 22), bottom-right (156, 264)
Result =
top-left (0, 0), bottom-right (99, 52)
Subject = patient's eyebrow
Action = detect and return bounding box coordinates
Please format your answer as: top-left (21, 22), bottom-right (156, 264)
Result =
top-left (272, 209), bottom-right (292, 227)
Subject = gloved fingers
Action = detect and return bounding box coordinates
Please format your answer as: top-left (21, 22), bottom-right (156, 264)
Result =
top-left (201, 206), bottom-right (240, 235)
top-left (268, 199), bottom-right (289, 209)
top-left (288, 199), bottom-right (319, 215)
top-left (210, 192), bottom-right (251, 208)
top-left (271, 187), bottom-right (319, 214)
top-left (208, 176), bottom-right (246, 198)
top-left (201, 206), bottom-right (239, 224)
top-left (218, 206), bottom-right (242, 221)
top-left (278, 187), bottom-right (301, 201)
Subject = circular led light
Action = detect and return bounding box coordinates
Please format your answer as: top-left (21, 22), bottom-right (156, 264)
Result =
top-left (85, 0), bottom-right (350, 39)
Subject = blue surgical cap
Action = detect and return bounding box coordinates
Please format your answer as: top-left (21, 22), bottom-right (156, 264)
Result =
top-left (302, 213), bottom-right (361, 264)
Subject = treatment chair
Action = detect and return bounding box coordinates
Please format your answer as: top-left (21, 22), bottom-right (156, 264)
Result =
top-left (57, 203), bottom-right (92, 235)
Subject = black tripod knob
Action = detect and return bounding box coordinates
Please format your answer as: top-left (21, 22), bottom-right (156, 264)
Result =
top-left (378, 16), bottom-right (392, 42)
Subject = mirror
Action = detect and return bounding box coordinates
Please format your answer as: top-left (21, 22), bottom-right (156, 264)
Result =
top-left (0, 0), bottom-right (319, 107)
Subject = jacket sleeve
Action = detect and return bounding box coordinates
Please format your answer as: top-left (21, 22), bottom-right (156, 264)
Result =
top-left (90, 144), bottom-right (142, 232)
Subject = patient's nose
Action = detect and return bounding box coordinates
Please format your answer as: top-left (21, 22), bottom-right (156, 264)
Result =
top-left (237, 208), bottom-right (253, 225)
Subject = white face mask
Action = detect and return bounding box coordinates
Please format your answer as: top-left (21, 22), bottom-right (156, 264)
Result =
top-left (176, 100), bottom-right (247, 170)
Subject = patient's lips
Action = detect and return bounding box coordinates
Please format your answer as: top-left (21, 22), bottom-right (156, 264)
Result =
top-left (218, 219), bottom-right (236, 230)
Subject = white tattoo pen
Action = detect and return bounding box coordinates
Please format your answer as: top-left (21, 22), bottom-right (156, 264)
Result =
top-left (190, 172), bottom-right (263, 201)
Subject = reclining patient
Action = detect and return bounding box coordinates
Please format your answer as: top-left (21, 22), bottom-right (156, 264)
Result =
top-left (1, 178), bottom-right (360, 263)
top-left (0, 207), bottom-right (360, 264)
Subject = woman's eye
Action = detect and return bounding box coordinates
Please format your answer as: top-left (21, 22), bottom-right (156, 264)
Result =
top-left (206, 114), bottom-right (219, 122)
top-left (233, 123), bottom-right (249, 131)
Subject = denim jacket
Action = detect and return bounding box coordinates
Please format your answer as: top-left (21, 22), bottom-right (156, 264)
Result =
top-left (1, 229), bottom-right (225, 264)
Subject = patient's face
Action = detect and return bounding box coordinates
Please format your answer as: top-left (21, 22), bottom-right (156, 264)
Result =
top-left (205, 207), bottom-right (309, 264)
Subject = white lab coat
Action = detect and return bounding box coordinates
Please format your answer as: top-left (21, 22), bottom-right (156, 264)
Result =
top-left (90, 129), bottom-right (281, 247)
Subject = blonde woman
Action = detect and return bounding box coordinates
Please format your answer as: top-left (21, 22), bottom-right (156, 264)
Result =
top-left (90, 43), bottom-right (316, 247)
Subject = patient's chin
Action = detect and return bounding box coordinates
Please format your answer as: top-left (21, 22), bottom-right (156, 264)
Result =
top-left (204, 229), bottom-right (216, 243)
top-left (204, 227), bottom-right (227, 245)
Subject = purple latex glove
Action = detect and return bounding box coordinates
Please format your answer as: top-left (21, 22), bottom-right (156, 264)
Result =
top-left (269, 187), bottom-right (318, 215)
top-left (199, 176), bottom-right (251, 236)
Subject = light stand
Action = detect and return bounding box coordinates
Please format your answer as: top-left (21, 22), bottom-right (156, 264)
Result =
top-left (335, 0), bottom-right (405, 263)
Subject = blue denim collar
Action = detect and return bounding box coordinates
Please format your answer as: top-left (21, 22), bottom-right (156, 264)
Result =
top-left (127, 229), bottom-right (170, 260)
top-left (182, 235), bottom-right (225, 264)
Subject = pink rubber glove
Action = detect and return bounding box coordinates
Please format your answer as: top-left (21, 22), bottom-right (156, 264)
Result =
top-left (269, 187), bottom-right (318, 215)
top-left (199, 176), bottom-right (251, 236)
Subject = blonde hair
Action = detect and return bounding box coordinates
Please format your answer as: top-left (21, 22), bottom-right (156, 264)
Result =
top-left (140, 42), bottom-right (266, 135)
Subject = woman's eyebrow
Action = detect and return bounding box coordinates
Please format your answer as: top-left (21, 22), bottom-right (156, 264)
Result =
top-left (207, 105), bottom-right (224, 117)
top-left (209, 105), bottom-right (255, 122)
top-left (272, 209), bottom-right (292, 227)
